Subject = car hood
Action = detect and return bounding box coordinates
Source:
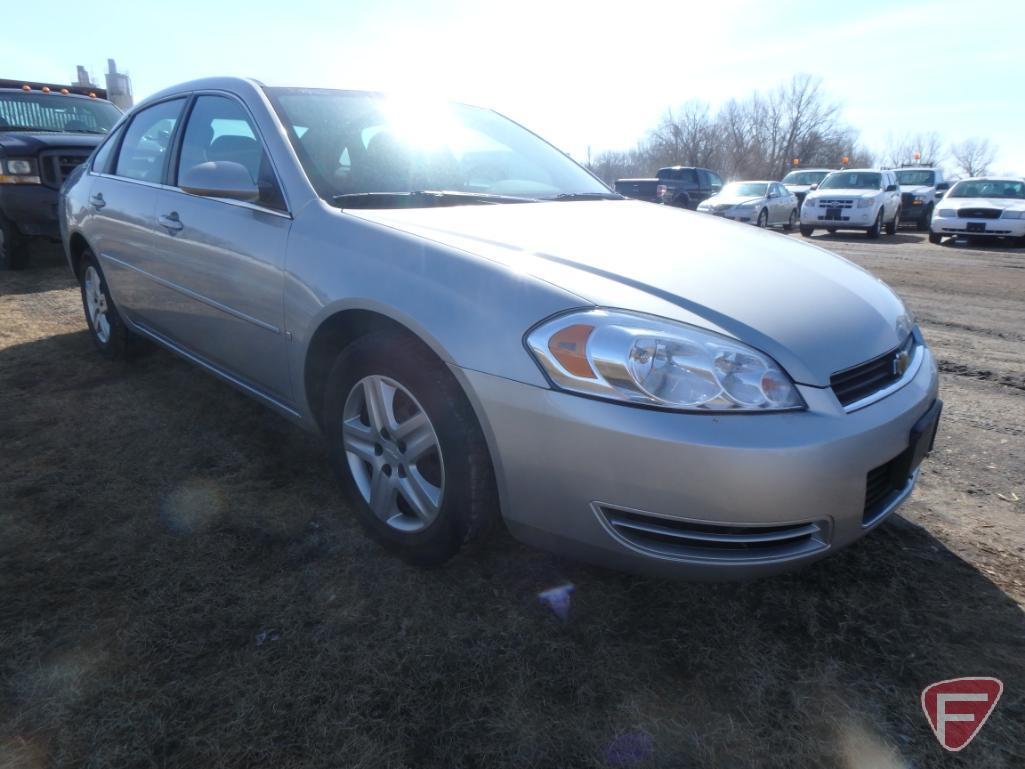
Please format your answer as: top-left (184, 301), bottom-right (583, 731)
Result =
top-left (0, 132), bottom-right (103, 153)
top-left (899, 185), bottom-right (932, 195)
top-left (701, 194), bottom-right (765, 207)
top-left (785, 184), bottom-right (814, 193)
top-left (346, 200), bottom-right (909, 386)
top-left (808, 188), bottom-right (879, 199)
top-left (944, 197), bottom-right (1025, 211)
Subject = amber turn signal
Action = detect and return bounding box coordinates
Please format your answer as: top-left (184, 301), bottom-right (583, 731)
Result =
top-left (548, 324), bottom-right (597, 379)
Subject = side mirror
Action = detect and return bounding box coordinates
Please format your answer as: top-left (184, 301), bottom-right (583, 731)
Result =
top-left (886, 184), bottom-right (898, 192)
top-left (179, 161), bottom-right (260, 202)
top-left (809, 183), bottom-right (818, 191)
top-left (936, 182), bottom-right (950, 191)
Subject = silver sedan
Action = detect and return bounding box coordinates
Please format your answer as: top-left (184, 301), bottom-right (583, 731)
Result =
top-left (60, 78), bottom-right (940, 578)
top-left (697, 181), bottom-right (799, 229)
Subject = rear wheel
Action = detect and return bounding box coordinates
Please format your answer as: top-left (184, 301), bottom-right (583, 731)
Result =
top-left (323, 331), bottom-right (498, 566)
top-left (866, 210), bottom-right (882, 239)
top-left (756, 209), bottom-right (768, 228)
top-left (0, 214), bottom-right (30, 270)
top-left (886, 208), bottom-right (900, 235)
top-left (78, 249), bottom-right (145, 359)
top-left (783, 209), bottom-right (797, 231)
top-left (799, 225), bottom-right (815, 237)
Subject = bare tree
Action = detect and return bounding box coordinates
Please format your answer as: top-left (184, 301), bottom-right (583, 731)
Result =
top-left (882, 132), bottom-right (946, 168)
top-left (950, 138), bottom-right (997, 177)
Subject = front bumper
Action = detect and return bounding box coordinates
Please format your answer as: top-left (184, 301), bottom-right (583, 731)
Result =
top-left (803, 204), bottom-right (877, 229)
top-left (701, 207), bottom-right (757, 224)
top-left (0, 184), bottom-right (61, 238)
top-left (460, 345), bottom-right (939, 579)
top-left (900, 200), bottom-right (930, 222)
top-left (931, 214), bottom-right (1025, 238)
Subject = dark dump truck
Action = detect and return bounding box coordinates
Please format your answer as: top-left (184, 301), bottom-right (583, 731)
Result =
top-left (0, 79), bottom-right (121, 269)
top-left (614, 166), bottom-right (723, 209)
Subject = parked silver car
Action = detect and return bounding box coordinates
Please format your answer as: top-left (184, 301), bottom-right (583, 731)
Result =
top-left (60, 78), bottom-right (941, 578)
top-left (696, 181), bottom-right (798, 229)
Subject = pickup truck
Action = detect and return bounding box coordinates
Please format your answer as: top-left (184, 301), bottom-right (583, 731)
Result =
top-left (614, 166), bottom-right (723, 209)
top-left (0, 79), bottom-right (121, 269)
top-left (895, 167), bottom-right (950, 230)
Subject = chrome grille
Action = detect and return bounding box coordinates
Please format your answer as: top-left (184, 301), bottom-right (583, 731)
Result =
top-left (957, 208), bottom-right (1001, 220)
top-left (597, 505), bottom-right (829, 562)
top-left (39, 149), bottom-right (92, 189)
top-left (818, 199), bottom-right (854, 208)
top-left (831, 334), bottom-right (915, 408)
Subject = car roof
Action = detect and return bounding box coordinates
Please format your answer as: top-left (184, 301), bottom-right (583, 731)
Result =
top-left (727, 180), bottom-right (775, 184)
top-left (954, 176), bottom-right (1023, 183)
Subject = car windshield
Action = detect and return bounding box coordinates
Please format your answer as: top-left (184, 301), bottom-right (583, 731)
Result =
top-left (895, 170), bottom-right (936, 186)
top-left (947, 179), bottom-right (1025, 199)
top-left (781, 171), bottom-right (829, 185)
top-left (265, 88), bottom-right (614, 207)
top-left (721, 182), bottom-right (767, 197)
top-left (818, 172), bottom-right (882, 190)
top-left (0, 92), bottom-right (120, 133)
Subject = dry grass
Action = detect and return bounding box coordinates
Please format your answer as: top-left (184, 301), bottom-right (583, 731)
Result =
top-left (1, 242), bottom-right (1024, 768)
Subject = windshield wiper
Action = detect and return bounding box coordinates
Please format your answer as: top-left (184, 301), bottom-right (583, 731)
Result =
top-left (547, 191), bottom-right (625, 201)
top-left (4, 126), bottom-right (62, 133)
top-left (331, 190), bottom-right (539, 208)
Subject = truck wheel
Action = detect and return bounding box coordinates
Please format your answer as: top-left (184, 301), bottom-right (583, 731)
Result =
top-left (0, 214), bottom-right (30, 270)
top-left (917, 205), bottom-right (933, 231)
top-left (799, 225), bottom-right (815, 237)
top-left (928, 232), bottom-right (943, 245)
top-left (323, 331), bottom-right (499, 566)
top-left (866, 211), bottom-right (882, 239)
top-left (886, 208), bottom-right (899, 235)
top-left (783, 210), bottom-right (797, 231)
top-left (674, 195), bottom-right (691, 209)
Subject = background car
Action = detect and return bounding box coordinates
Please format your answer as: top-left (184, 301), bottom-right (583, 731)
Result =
top-left (895, 167), bottom-right (950, 231)
top-left (614, 166), bottom-right (723, 208)
top-left (780, 167), bottom-right (833, 209)
top-left (800, 169), bottom-right (902, 239)
top-left (929, 177), bottom-right (1025, 245)
top-left (697, 180), bottom-right (798, 229)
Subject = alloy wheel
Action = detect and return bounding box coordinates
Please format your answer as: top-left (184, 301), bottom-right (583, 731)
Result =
top-left (341, 375), bottom-right (445, 532)
top-left (84, 265), bottom-right (111, 343)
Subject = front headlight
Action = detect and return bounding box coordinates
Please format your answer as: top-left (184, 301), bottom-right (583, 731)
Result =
top-left (1001, 210), bottom-right (1025, 220)
top-left (0, 157), bottom-right (41, 184)
top-left (5, 159), bottom-right (34, 175)
top-left (857, 198), bottom-right (873, 208)
top-left (938, 208), bottom-right (956, 217)
top-left (526, 309), bottom-right (804, 411)
top-left (803, 198), bottom-right (817, 208)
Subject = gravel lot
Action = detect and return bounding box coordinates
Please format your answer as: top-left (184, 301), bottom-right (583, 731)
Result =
top-left (1, 231), bottom-right (1023, 768)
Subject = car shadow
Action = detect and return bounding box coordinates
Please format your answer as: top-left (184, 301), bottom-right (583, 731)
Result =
top-left (2, 330), bottom-right (1023, 768)
top-left (0, 241), bottom-right (74, 297)
top-left (800, 231), bottom-right (925, 246)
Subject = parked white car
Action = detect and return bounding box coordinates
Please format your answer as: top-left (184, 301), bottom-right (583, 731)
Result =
top-left (780, 168), bottom-right (833, 209)
top-left (801, 169), bottom-right (902, 239)
top-left (929, 177), bottom-right (1025, 245)
top-left (696, 181), bottom-right (798, 229)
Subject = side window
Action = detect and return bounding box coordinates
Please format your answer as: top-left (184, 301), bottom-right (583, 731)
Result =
top-left (114, 98), bottom-right (186, 182)
top-left (91, 124), bottom-right (124, 174)
top-left (176, 95), bottom-right (285, 211)
top-left (697, 169), bottom-right (709, 188)
top-left (709, 172), bottom-right (723, 192)
top-left (680, 169), bottom-right (698, 186)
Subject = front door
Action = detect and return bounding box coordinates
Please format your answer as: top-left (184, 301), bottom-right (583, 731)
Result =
top-left (147, 94), bottom-right (293, 402)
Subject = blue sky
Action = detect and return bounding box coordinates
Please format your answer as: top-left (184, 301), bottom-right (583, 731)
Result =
top-left (5, 0), bottom-right (1023, 173)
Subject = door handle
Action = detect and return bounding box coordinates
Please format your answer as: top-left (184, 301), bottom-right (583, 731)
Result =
top-left (89, 193), bottom-right (106, 210)
top-left (158, 212), bottom-right (184, 233)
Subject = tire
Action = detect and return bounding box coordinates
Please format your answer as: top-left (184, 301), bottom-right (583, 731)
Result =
top-left (886, 208), bottom-right (899, 235)
top-left (800, 225), bottom-right (815, 237)
top-left (78, 249), bottom-right (145, 359)
top-left (756, 209), bottom-right (768, 228)
top-left (674, 195), bottom-right (691, 209)
top-left (866, 210), bottom-right (882, 239)
top-left (323, 331), bottom-right (498, 566)
top-left (783, 209), bottom-right (797, 231)
top-left (826, 228), bottom-right (837, 235)
top-left (928, 232), bottom-right (943, 245)
top-left (917, 205), bottom-right (933, 231)
top-left (0, 213), bottom-right (30, 270)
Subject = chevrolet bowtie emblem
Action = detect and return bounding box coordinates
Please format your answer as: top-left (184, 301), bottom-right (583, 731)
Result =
top-left (893, 349), bottom-right (911, 377)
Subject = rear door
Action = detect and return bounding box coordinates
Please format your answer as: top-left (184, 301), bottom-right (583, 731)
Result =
top-left (148, 93), bottom-right (293, 402)
top-left (86, 98), bottom-right (187, 319)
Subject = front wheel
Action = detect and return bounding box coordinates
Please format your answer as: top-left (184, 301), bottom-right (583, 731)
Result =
top-left (928, 232), bottom-right (943, 245)
top-left (323, 331), bottom-right (498, 566)
top-left (917, 205), bottom-right (933, 231)
top-left (0, 213), bottom-right (30, 270)
top-left (756, 209), bottom-right (768, 228)
top-left (866, 210), bottom-right (882, 239)
top-left (800, 225), bottom-right (815, 237)
top-left (886, 208), bottom-right (900, 235)
top-left (783, 209), bottom-right (797, 231)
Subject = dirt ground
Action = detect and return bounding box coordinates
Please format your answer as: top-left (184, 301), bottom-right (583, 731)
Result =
top-left (1, 232), bottom-right (1023, 769)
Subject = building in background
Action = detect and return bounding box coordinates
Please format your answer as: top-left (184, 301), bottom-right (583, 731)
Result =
top-left (103, 59), bottom-right (133, 111)
top-left (73, 65), bottom-right (96, 88)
